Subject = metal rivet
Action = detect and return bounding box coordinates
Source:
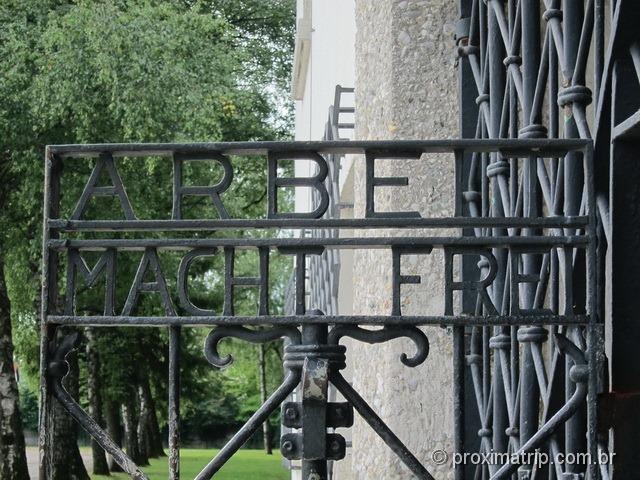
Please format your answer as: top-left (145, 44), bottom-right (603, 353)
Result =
top-left (282, 440), bottom-right (294, 453)
top-left (284, 406), bottom-right (298, 420)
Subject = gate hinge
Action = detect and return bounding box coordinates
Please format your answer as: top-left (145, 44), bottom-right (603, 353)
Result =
top-left (280, 432), bottom-right (346, 461)
top-left (282, 401), bottom-right (353, 429)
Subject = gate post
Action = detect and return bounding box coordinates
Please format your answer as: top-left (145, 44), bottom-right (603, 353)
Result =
top-left (607, 46), bottom-right (640, 480)
top-left (300, 324), bottom-right (329, 480)
top-left (38, 149), bottom-right (62, 479)
top-left (280, 311), bottom-right (350, 480)
top-left (455, 2), bottom-right (482, 478)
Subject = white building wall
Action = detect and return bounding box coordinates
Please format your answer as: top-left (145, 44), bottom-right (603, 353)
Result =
top-left (290, 3), bottom-right (356, 480)
top-left (293, 0), bottom-right (356, 216)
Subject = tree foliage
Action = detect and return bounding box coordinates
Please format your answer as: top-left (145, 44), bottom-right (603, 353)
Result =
top-left (0, 0), bottom-right (295, 468)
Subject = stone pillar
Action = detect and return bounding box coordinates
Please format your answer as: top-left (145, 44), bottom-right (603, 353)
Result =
top-left (334, 1), bottom-right (458, 478)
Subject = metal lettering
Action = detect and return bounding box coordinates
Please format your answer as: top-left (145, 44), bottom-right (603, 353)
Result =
top-left (278, 246), bottom-right (325, 314)
top-left (177, 248), bottom-right (218, 316)
top-left (365, 151), bottom-right (421, 218)
top-left (123, 247), bottom-right (175, 316)
top-left (509, 246), bottom-right (553, 316)
top-left (172, 153), bottom-right (233, 220)
top-left (71, 153), bottom-right (136, 220)
top-left (223, 247), bottom-right (270, 316)
top-left (444, 247), bottom-right (499, 316)
top-left (391, 245), bottom-right (434, 316)
top-left (267, 151), bottom-right (329, 219)
top-left (65, 248), bottom-right (117, 315)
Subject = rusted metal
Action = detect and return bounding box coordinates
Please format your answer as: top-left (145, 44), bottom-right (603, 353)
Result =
top-left (40, 138), bottom-right (596, 479)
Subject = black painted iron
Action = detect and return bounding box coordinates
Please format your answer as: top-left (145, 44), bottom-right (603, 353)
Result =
top-left (40, 137), bottom-right (597, 480)
top-left (454, 1), bottom-right (640, 479)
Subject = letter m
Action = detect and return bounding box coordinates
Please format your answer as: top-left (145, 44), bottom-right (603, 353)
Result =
top-left (65, 249), bottom-right (116, 315)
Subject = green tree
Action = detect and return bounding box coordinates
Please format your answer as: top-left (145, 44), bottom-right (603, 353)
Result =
top-left (0, 0), bottom-right (294, 477)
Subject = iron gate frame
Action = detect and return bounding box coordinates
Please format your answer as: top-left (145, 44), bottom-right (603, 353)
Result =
top-left (454, 1), bottom-right (640, 478)
top-left (40, 138), bottom-right (596, 480)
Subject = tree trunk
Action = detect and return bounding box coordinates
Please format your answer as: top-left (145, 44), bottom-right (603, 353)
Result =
top-left (122, 394), bottom-right (148, 466)
top-left (139, 375), bottom-right (165, 457)
top-left (50, 347), bottom-right (90, 480)
top-left (0, 259), bottom-right (30, 479)
top-left (86, 328), bottom-right (110, 475)
top-left (136, 384), bottom-right (150, 465)
top-left (258, 344), bottom-right (272, 454)
top-left (104, 400), bottom-right (123, 472)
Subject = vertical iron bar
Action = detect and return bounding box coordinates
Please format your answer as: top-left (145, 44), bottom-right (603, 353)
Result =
top-left (458, 6), bottom-right (486, 472)
top-left (519, 2), bottom-right (542, 476)
top-left (169, 326), bottom-right (181, 480)
top-left (301, 324), bottom-right (328, 480)
top-left (39, 148), bottom-right (61, 480)
top-left (594, 0), bottom-right (604, 104)
top-left (456, 0), bottom-right (483, 471)
top-left (584, 142), bottom-right (600, 480)
top-left (549, 27), bottom-right (559, 141)
top-left (563, 2), bottom-right (588, 473)
top-left (453, 325), bottom-right (465, 480)
top-left (488, 0), bottom-right (508, 458)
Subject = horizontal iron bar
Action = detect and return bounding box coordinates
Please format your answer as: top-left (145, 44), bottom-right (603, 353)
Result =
top-left (48, 216), bottom-right (590, 232)
top-left (612, 108), bottom-right (640, 140)
top-left (48, 236), bottom-right (590, 251)
top-left (46, 314), bottom-right (590, 327)
top-left (47, 139), bottom-right (590, 158)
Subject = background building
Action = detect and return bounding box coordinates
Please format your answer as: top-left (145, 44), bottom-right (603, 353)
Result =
top-left (290, 0), bottom-right (640, 479)
top-left (291, 1), bottom-right (458, 478)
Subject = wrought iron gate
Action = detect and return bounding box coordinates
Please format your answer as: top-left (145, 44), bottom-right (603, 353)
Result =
top-left (38, 2), bottom-right (640, 479)
top-left (454, 1), bottom-right (640, 479)
top-left (41, 138), bottom-right (595, 480)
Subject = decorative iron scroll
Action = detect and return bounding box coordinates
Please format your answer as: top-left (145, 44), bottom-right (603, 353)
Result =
top-left (40, 139), bottom-right (596, 480)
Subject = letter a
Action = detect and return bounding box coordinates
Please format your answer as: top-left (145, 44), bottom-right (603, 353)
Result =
top-left (123, 248), bottom-right (175, 316)
top-left (71, 153), bottom-right (136, 220)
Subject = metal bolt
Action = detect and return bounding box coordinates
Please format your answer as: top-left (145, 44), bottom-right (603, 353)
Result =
top-left (334, 406), bottom-right (343, 418)
top-left (284, 406), bottom-right (298, 420)
top-left (330, 440), bottom-right (341, 452)
top-left (282, 440), bottom-right (294, 453)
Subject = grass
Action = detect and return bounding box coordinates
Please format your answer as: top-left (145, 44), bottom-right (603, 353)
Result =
top-left (91, 449), bottom-right (288, 480)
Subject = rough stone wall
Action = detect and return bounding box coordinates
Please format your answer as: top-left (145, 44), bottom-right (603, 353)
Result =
top-left (334, 1), bottom-right (459, 478)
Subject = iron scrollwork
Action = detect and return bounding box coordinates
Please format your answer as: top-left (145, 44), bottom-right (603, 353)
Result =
top-left (47, 333), bottom-right (148, 480)
top-left (41, 139), bottom-right (598, 480)
top-left (198, 317), bottom-right (434, 479)
top-left (327, 324), bottom-right (429, 367)
top-left (204, 326), bottom-right (301, 368)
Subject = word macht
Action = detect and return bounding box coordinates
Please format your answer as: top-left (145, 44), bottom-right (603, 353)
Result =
top-left (65, 243), bottom-right (558, 319)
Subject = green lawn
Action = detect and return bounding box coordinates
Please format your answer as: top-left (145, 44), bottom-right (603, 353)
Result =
top-left (91, 449), bottom-right (288, 480)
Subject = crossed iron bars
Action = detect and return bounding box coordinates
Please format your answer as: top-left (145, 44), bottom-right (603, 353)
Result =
top-left (42, 138), bottom-right (597, 479)
top-left (48, 311), bottom-right (587, 480)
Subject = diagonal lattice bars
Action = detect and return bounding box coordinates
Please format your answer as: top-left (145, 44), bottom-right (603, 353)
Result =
top-left (452, 1), bottom-right (640, 478)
